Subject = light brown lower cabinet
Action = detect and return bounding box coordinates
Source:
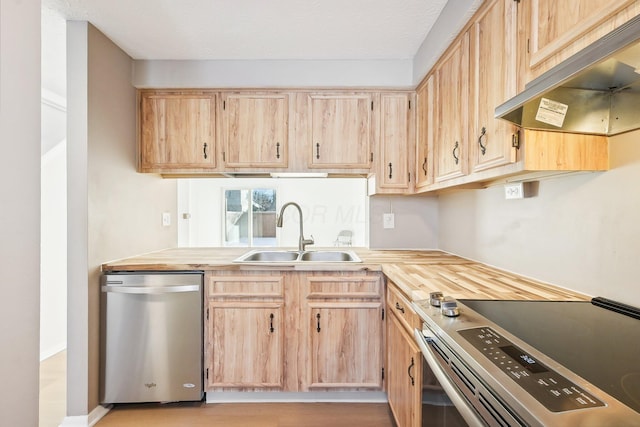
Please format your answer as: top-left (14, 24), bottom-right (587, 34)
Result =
top-left (209, 303), bottom-right (284, 389)
top-left (205, 270), bottom-right (384, 392)
top-left (387, 311), bottom-right (422, 427)
top-left (206, 273), bottom-right (286, 391)
top-left (386, 282), bottom-right (422, 427)
top-left (305, 273), bottom-right (384, 390)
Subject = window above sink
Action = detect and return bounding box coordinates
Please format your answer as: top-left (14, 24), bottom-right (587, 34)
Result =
top-left (177, 177), bottom-right (367, 248)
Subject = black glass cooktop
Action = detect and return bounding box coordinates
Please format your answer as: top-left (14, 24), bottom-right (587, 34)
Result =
top-left (458, 299), bottom-right (640, 414)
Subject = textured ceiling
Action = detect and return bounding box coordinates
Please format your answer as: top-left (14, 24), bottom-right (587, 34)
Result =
top-left (42, 0), bottom-right (448, 60)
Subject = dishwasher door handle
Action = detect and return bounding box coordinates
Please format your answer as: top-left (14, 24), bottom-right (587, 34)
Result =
top-left (101, 285), bottom-right (200, 294)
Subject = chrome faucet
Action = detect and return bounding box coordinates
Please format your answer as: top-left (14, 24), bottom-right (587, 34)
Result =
top-left (276, 202), bottom-right (314, 252)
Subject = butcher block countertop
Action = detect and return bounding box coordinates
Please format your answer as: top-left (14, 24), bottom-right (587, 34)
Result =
top-left (102, 247), bottom-right (589, 302)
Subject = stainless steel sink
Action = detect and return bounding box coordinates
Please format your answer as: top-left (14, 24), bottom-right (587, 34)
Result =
top-left (299, 251), bottom-right (358, 262)
top-left (237, 250), bottom-right (300, 262)
top-left (234, 249), bottom-right (361, 263)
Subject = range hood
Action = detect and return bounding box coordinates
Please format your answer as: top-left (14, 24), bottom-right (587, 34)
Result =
top-left (496, 14), bottom-right (640, 136)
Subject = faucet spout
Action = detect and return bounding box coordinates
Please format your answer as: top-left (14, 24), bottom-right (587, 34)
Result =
top-left (276, 202), bottom-right (314, 251)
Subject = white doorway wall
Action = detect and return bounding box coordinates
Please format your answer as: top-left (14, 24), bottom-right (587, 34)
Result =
top-left (40, 136), bottom-right (67, 360)
top-left (41, 5), bottom-right (68, 362)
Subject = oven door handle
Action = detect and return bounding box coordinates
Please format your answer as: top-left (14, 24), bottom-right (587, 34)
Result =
top-left (414, 328), bottom-right (485, 427)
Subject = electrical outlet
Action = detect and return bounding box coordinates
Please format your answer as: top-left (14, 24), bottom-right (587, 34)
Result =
top-left (162, 212), bottom-right (171, 227)
top-left (383, 213), bottom-right (395, 229)
top-left (504, 183), bottom-right (524, 199)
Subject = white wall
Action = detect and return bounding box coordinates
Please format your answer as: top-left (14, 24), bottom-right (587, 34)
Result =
top-left (178, 178), bottom-right (369, 248)
top-left (42, 7), bottom-right (67, 98)
top-left (369, 195), bottom-right (439, 249)
top-left (66, 22), bottom-right (178, 420)
top-left (41, 140), bottom-right (68, 360)
top-left (0, 0), bottom-right (41, 425)
top-left (133, 59), bottom-right (413, 89)
top-left (412, 0), bottom-right (483, 85)
top-left (439, 129), bottom-right (640, 308)
top-left (132, 0), bottom-right (485, 90)
top-left (41, 10), bottom-right (68, 361)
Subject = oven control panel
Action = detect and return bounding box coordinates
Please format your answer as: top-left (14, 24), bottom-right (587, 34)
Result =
top-left (458, 327), bottom-right (605, 412)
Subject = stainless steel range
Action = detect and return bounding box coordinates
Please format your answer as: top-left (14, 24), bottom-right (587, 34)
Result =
top-left (412, 294), bottom-right (640, 426)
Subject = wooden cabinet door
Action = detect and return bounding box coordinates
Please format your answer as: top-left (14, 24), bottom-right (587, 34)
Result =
top-left (308, 94), bottom-right (373, 169)
top-left (208, 303), bottom-right (284, 389)
top-left (377, 93), bottom-right (414, 193)
top-left (387, 312), bottom-right (422, 427)
top-left (221, 93), bottom-right (288, 168)
top-left (140, 94), bottom-right (215, 170)
top-left (434, 32), bottom-right (470, 183)
top-left (526, 0), bottom-right (638, 80)
top-left (470, 0), bottom-right (518, 173)
top-left (415, 75), bottom-right (435, 191)
top-left (308, 302), bottom-right (383, 389)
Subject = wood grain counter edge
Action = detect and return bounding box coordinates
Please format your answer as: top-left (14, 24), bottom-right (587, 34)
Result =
top-left (101, 248), bottom-right (590, 302)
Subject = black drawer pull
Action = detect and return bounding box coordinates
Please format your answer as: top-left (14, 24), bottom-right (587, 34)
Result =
top-left (478, 127), bottom-right (487, 155)
top-left (452, 141), bottom-right (460, 165)
top-left (408, 357), bottom-right (415, 386)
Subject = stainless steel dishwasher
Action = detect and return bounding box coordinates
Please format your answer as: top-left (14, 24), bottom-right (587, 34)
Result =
top-left (100, 272), bottom-right (203, 404)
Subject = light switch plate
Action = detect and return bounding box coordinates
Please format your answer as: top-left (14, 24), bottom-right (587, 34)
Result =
top-left (162, 212), bottom-right (171, 227)
top-left (383, 213), bottom-right (395, 229)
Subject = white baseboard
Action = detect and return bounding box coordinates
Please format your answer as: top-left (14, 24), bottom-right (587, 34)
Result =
top-left (59, 404), bottom-right (111, 427)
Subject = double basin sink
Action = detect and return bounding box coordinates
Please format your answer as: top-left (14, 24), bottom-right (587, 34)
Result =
top-left (234, 249), bottom-right (361, 263)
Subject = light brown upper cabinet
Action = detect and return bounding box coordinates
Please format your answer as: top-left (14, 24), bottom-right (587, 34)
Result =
top-left (376, 92), bottom-right (415, 194)
top-left (434, 31), bottom-right (470, 183)
top-left (139, 93), bottom-right (216, 171)
top-left (415, 75), bottom-right (435, 192)
top-left (307, 93), bottom-right (374, 169)
top-left (469, 0), bottom-right (518, 173)
top-left (221, 93), bottom-right (288, 169)
top-left (524, 0), bottom-right (640, 82)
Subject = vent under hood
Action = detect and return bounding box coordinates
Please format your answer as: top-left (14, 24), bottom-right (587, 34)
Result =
top-left (496, 14), bottom-right (640, 136)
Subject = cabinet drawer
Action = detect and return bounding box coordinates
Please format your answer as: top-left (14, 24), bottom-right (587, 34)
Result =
top-left (207, 274), bottom-right (284, 299)
top-left (386, 282), bottom-right (420, 332)
top-left (306, 275), bottom-right (382, 300)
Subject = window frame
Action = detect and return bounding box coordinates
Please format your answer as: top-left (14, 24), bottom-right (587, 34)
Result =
top-left (221, 186), bottom-right (278, 247)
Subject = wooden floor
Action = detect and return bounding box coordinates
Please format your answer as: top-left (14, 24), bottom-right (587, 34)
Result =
top-left (39, 350), bottom-right (396, 427)
top-left (39, 350), bottom-right (67, 427)
top-left (96, 401), bottom-right (397, 427)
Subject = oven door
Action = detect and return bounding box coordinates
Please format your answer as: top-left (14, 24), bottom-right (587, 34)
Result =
top-left (414, 328), bottom-right (481, 427)
top-left (415, 326), bottom-right (525, 427)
